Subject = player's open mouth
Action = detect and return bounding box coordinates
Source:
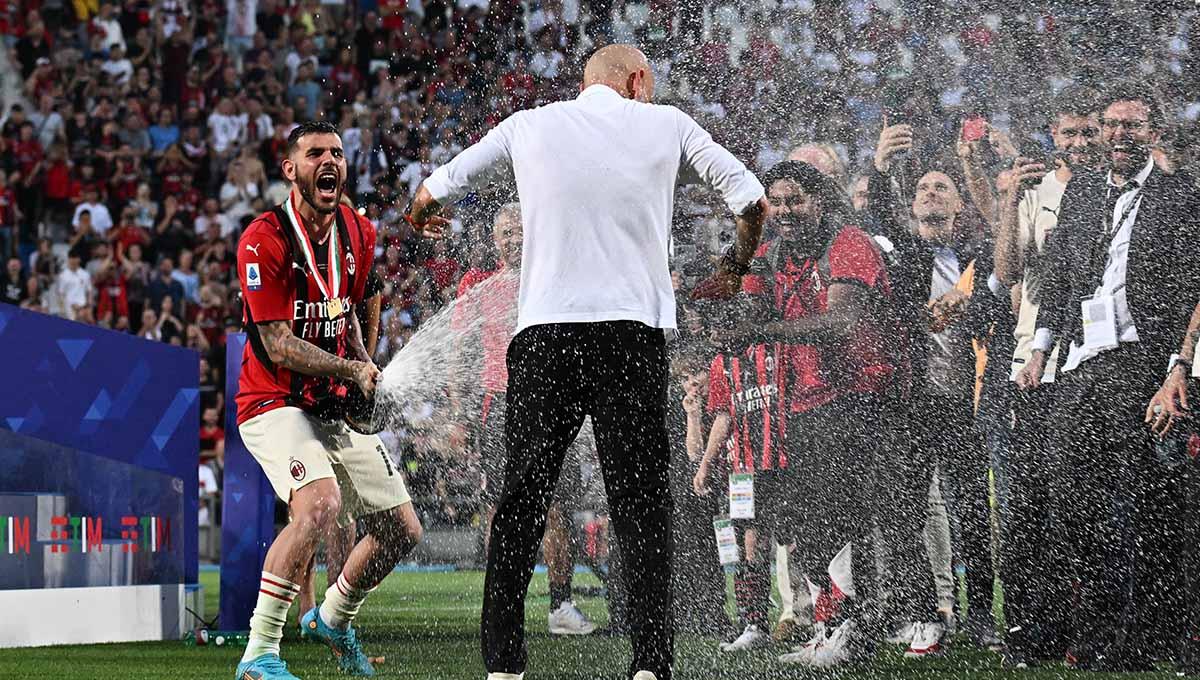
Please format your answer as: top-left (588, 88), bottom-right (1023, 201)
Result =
top-left (316, 170), bottom-right (339, 200)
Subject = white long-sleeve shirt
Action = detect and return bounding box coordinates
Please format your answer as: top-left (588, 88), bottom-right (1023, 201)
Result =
top-left (424, 84), bottom-right (765, 333)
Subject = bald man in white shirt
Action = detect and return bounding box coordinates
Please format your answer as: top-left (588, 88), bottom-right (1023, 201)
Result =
top-left (408, 44), bottom-right (768, 680)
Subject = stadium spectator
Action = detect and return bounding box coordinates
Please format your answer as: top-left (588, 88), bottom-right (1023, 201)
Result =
top-left (992, 85), bottom-right (1101, 666)
top-left (73, 188), bottom-right (114, 236)
top-left (1, 256), bottom-right (25, 305)
top-left (1020, 81), bottom-right (1200, 671)
top-left (868, 123), bottom-right (1001, 657)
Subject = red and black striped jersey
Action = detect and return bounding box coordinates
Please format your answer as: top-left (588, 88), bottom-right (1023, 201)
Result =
top-left (235, 199), bottom-right (376, 425)
top-left (706, 342), bottom-right (788, 473)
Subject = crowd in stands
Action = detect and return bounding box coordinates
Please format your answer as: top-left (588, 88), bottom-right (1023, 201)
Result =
top-left (3, 0), bottom-right (1200, 671)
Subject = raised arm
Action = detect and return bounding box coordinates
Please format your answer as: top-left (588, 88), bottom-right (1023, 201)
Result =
top-left (409, 117), bottom-right (517, 235)
top-left (994, 159), bottom-right (1047, 286)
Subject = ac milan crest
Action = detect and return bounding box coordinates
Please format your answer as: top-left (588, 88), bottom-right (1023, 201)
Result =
top-left (289, 458), bottom-right (306, 481)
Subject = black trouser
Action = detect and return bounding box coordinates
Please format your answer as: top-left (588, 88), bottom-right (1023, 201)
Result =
top-left (1000, 385), bottom-right (1071, 659)
top-left (672, 456), bottom-right (730, 635)
top-left (1047, 347), bottom-right (1175, 664)
top-left (879, 389), bottom-right (992, 623)
top-left (877, 389), bottom-right (939, 623)
top-left (1182, 451), bottom-right (1200, 669)
top-left (791, 394), bottom-right (883, 631)
top-left (481, 321), bottom-right (674, 680)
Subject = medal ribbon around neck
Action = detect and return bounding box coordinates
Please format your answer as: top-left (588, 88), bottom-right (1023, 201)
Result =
top-left (285, 194), bottom-right (342, 315)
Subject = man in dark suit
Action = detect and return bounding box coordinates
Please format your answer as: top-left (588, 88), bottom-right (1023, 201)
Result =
top-left (1018, 81), bottom-right (1200, 670)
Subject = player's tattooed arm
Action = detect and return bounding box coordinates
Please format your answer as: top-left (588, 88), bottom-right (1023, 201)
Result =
top-left (347, 311), bottom-right (372, 364)
top-left (258, 319), bottom-right (359, 380)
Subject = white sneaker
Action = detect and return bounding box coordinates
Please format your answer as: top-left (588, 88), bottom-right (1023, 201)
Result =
top-left (719, 624), bottom-right (771, 652)
top-left (887, 621), bottom-right (919, 646)
top-left (632, 673), bottom-right (657, 680)
top-left (778, 621), bottom-right (828, 664)
top-left (486, 674), bottom-right (524, 680)
top-left (904, 622), bottom-right (946, 659)
top-left (548, 601), bottom-right (596, 635)
top-left (807, 620), bottom-right (856, 668)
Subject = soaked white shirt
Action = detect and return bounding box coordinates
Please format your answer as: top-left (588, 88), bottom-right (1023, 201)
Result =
top-left (1033, 156), bottom-right (1154, 371)
top-left (424, 84), bottom-right (764, 333)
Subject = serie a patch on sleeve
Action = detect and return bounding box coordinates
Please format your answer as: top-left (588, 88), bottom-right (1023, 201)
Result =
top-left (246, 262), bottom-right (262, 291)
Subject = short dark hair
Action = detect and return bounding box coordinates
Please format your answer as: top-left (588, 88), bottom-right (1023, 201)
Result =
top-left (286, 121), bottom-right (340, 156)
top-left (1050, 85), bottom-right (1098, 121)
top-left (1099, 80), bottom-right (1165, 131)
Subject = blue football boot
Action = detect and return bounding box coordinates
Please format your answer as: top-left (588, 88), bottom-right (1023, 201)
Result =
top-left (300, 606), bottom-right (376, 676)
top-left (234, 653), bottom-right (301, 680)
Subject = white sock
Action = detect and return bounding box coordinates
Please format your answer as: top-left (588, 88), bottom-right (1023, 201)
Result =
top-left (319, 572), bottom-right (372, 630)
top-left (241, 571), bottom-right (300, 662)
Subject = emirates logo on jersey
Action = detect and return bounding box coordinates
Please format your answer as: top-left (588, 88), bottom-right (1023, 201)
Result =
top-left (289, 458), bottom-right (306, 482)
top-left (293, 297), bottom-right (350, 340)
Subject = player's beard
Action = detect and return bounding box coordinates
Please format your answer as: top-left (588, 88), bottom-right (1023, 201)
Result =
top-left (298, 168), bottom-right (341, 216)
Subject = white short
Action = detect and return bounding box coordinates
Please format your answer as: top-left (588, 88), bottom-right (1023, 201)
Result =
top-left (238, 406), bottom-right (410, 525)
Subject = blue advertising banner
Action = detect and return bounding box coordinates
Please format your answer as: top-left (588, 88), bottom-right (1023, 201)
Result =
top-left (220, 332), bottom-right (276, 629)
top-left (0, 305), bottom-right (199, 583)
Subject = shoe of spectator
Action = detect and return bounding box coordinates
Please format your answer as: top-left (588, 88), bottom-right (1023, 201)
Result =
top-left (1065, 643), bottom-right (1153, 673)
top-left (963, 613), bottom-right (1003, 651)
top-left (771, 617), bottom-right (806, 644)
top-left (886, 622), bottom-right (919, 646)
top-left (807, 619), bottom-right (864, 669)
top-left (778, 622), bottom-right (827, 664)
top-left (904, 622), bottom-right (947, 659)
top-left (1000, 646), bottom-right (1031, 669)
top-left (547, 601), bottom-right (596, 636)
top-left (719, 624), bottom-right (770, 652)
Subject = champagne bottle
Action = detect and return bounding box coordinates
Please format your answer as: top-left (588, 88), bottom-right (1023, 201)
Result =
top-left (344, 382), bottom-right (383, 435)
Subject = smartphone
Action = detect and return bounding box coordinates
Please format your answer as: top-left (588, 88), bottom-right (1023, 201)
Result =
top-left (961, 115), bottom-right (987, 143)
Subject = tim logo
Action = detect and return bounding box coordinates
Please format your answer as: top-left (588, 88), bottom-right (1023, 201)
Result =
top-left (290, 458), bottom-right (307, 482)
top-left (0, 516), bottom-right (31, 555)
top-left (246, 263), bottom-right (261, 291)
top-left (1, 515), bottom-right (172, 555)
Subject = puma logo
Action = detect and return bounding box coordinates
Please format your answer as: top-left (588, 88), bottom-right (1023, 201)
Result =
top-left (246, 243), bottom-right (261, 256)
top-left (292, 262), bottom-right (305, 271)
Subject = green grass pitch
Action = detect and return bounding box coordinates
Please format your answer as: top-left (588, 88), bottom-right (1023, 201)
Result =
top-left (0, 569), bottom-right (1180, 679)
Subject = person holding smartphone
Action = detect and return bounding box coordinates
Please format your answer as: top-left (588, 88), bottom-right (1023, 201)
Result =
top-left (994, 85), bottom-right (1101, 668)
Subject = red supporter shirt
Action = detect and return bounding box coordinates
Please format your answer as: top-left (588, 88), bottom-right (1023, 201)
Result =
top-left (43, 160), bottom-right (72, 200)
top-left (424, 256), bottom-right (460, 292)
top-left (235, 200), bottom-right (376, 425)
top-left (96, 272), bottom-right (129, 321)
top-left (707, 342), bottom-right (788, 473)
top-left (743, 227), bottom-right (894, 413)
top-left (455, 266), bottom-right (518, 396)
